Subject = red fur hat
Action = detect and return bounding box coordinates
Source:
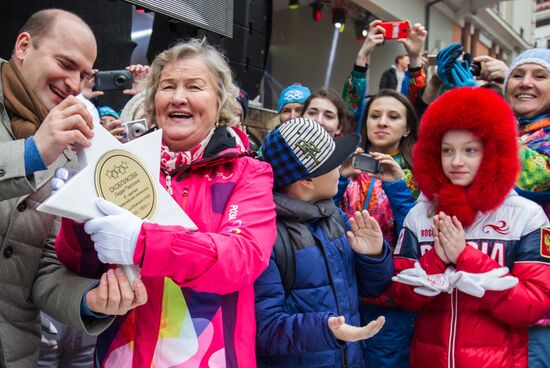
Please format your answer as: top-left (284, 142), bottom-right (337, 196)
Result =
top-left (413, 87), bottom-right (519, 227)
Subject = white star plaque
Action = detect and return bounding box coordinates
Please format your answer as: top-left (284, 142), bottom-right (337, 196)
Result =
top-left (38, 123), bottom-right (197, 282)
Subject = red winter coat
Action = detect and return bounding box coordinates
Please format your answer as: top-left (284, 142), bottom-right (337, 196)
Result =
top-left (390, 88), bottom-right (550, 368)
top-left (391, 193), bottom-right (550, 368)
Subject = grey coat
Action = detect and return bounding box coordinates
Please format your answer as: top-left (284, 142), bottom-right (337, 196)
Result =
top-left (0, 60), bottom-right (112, 368)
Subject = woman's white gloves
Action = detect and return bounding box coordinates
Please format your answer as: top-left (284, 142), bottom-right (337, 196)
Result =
top-left (84, 198), bottom-right (143, 265)
top-left (393, 262), bottom-right (453, 296)
top-left (452, 267), bottom-right (518, 298)
top-left (393, 262), bottom-right (518, 298)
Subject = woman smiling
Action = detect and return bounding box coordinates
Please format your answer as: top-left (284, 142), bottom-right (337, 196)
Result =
top-left (55, 38), bottom-right (277, 367)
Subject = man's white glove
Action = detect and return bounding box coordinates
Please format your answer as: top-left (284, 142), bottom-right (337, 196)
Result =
top-left (84, 198), bottom-right (143, 265)
top-left (451, 267), bottom-right (518, 298)
top-left (392, 262), bottom-right (453, 296)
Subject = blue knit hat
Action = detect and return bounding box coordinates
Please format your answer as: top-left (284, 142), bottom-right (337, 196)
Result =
top-left (98, 106), bottom-right (120, 119)
top-left (504, 48), bottom-right (550, 93)
top-left (262, 117), bottom-right (359, 188)
top-left (277, 84), bottom-right (311, 113)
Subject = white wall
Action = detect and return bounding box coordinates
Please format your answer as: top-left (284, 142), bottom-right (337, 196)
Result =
top-left (535, 8), bottom-right (550, 48)
top-left (509, 0), bottom-right (535, 44)
top-left (498, 0), bottom-right (534, 45)
top-left (535, 23), bottom-right (550, 47)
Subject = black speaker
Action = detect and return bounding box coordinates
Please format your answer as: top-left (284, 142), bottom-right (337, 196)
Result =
top-left (146, 0), bottom-right (272, 98)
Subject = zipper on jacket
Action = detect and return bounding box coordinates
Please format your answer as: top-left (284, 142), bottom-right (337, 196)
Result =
top-left (447, 290), bottom-right (458, 368)
top-left (341, 347), bottom-right (349, 368)
top-left (313, 231), bottom-right (349, 368)
top-left (181, 186), bottom-right (189, 210)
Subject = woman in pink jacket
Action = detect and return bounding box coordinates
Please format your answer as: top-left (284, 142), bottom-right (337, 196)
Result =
top-left (55, 38), bottom-right (277, 367)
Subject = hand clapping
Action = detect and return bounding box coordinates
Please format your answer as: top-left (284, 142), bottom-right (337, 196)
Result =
top-left (347, 210), bottom-right (384, 256)
top-left (432, 212), bottom-right (466, 264)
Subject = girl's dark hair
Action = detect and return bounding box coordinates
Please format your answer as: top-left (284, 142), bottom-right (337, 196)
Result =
top-left (361, 89), bottom-right (418, 168)
top-left (302, 87), bottom-right (351, 134)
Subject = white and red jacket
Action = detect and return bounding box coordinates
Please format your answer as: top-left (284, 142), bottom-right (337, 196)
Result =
top-left (391, 192), bottom-right (550, 368)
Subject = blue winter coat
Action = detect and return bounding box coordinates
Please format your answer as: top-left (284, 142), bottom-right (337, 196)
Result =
top-left (254, 194), bottom-right (393, 368)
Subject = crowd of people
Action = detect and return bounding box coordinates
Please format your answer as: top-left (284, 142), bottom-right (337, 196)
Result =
top-left (0, 7), bottom-right (549, 368)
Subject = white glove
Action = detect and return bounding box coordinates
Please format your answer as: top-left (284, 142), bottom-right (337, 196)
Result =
top-left (84, 198), bottom-right (143, 265)
top-left (51, 167), bottom-right (77, 191)
top-left (392, 262), bottom-right (453, 296)
top-left (452, 267), bottom-right (518, 298)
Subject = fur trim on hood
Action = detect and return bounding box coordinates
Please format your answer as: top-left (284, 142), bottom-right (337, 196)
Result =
top-left (413, 87), bottom-right (520, 227)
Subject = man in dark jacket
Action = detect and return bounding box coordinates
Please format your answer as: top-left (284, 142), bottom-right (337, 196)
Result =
top-left (379, 54), bottom-right (409, 92)
top-left (256, 118), bottom-right (393, 367)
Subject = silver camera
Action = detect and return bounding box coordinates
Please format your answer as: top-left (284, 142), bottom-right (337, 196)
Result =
top-left (123, 119), bottom-right (147, 141)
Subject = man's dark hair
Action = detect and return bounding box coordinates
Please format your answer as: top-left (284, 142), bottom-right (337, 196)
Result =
top-left (17, 9), bottom-right (89, 48)
top-left (395, 54), bottom-right (408, 65)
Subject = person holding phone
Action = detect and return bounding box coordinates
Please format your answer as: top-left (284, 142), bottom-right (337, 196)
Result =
top-left (338, 89), bottom-right (419, 368)
top-left (502, 48), bottom-right (550, 367)
top-left (390, 87), bottom-right (550, 368)
top-left (337, 20), bottom-right (426, 368)
top-left (342, 19), bottom-right (427, 133)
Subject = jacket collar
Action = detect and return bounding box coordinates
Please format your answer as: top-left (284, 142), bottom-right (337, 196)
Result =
top-left (170, 126), bottom-right (250, 181)
top-left (274, 192), bottom-right (336, 223)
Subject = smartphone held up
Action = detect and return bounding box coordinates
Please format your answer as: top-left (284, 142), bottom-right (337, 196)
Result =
top-left (352, 153), bottom-right (382, 174)
top-left (378, 21), bottom-right (409, 40)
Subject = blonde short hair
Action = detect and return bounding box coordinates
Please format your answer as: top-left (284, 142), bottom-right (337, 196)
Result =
top-left (144, 38), bottom-right (237, 126)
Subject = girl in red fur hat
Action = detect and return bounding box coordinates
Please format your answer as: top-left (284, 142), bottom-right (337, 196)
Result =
top-left (389, 87), bottom-right (550, 368)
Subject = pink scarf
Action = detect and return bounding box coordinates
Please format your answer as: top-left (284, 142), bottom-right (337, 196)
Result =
top-left (160, 129), bottom-right (215, 175)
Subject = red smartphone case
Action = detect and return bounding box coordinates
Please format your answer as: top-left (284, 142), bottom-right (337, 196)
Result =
top-left (379, 21), bottom-right (410, 39)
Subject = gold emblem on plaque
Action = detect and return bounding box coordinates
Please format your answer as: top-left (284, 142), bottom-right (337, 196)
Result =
top-left (95, 150), bottom-right (157, 220)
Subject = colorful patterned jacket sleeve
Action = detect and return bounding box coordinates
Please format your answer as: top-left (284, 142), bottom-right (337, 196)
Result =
top-left (517, 145), bottom-right (550, 193)
top-left (342, 64), bottom-right (426, 131)
top-left (342, 64), bottom-right (367, 128)
top-left (401, 67), bottom-right (427, 108)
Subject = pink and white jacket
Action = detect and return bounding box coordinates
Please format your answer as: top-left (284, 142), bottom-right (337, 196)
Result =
top-left (56, 127), bottom-right (277, 367)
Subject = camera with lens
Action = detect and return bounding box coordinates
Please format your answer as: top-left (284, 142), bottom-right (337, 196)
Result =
top-left (94, 70), bottom-right (133, 91)
top-left (470, 61), bottom-right (482, 77)
top-left (122, 119), bottom-right (147, 141)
